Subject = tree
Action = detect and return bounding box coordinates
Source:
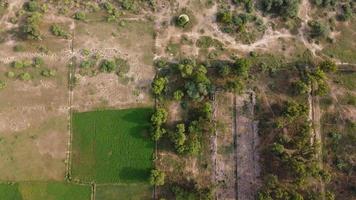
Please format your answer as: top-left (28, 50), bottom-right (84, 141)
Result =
top-left (178, 63), bottom-right (194, 78)
top-left (217, 11), bottom-right (232, 24)
top-left (262, 0), bottom-right (300, 18)
top-left (149, 169), bottom-right (165, 186)
top-left (234, 58), bottom-right (250, 77)
top-left (152, 77), bottom-right (168, 96)
top-left (293, 80), bottom-right (309, 95)
top-left (177, 14), bottom-right (190, 27)
top-left (202, 102), bottom-right (213, 120)
top-left (283, 101), bottom-right (308, 122)
top-left (151, 126), bottom-right (166, 141)
top-left (271, 142), bottom-right (285, 156)
top-left (173, 124), bottom-right (187, 153)
top-left (151, 108), bottom-right (168, 127)
top-left (308, 20), bottom-right (329, 38)
top-left (173, 90), bottom-right (184, 101)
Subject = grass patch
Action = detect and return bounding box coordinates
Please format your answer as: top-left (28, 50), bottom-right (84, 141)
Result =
top-left (71, 108), bottom-right (154, 183)
top-left (0, 182), bottom-right (91, 200)
top-left (332, 71), bottom-right (356, 91)
top-left (96, 184), bottom-right (151, 200)
top-left (322, 19), bottom-right (356, 63)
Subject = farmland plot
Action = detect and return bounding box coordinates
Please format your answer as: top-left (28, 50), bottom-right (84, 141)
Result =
top-left (0, 182), bottom-right (91, 200)
top-left (71, 108), bottom-right (154, 183)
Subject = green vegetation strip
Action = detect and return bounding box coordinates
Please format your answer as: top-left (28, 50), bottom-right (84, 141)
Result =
top-left (96, 184), bottom-right (152, 200)
top-left (0, 182), bottom-right (91, 200)
top-left (71, 108), bottom-right (154, 183)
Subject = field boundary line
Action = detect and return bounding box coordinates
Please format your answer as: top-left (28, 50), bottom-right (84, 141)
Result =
top-left (65, 19), bottom-right (76, 182)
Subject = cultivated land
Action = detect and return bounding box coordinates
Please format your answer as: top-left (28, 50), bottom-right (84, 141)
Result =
top-left (71, 108), bottom-right (154, 183)
top-left (0, 0), bottom-right (355, 199)
top-left (0, 182), bottom-right (91, 200)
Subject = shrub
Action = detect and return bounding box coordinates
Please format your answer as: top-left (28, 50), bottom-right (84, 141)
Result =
top-left (74, 11), bottom-right (86, 20)
top-left (22, 12), bottom-right (42, 40)
top-left (0, 80), bottom-right (6, 89)
top-left (33, 57), bottom-right (44, 67)
top-left (50, 24), bottom-right (69, 38)
top-left (80, 60), bottom-right (95, 69)
top-left (100, 59), bottom-right (117, 73)
top-left (6, 71), bottom-right (15, 78)
top-left (262, 0), bottom-right (300, 18)
top-left (19, 72), bottom-right (32, 81)
top-left (319, 60), bottom-right (337, 73)
top-left (41, 68), bottom-right (56, 77)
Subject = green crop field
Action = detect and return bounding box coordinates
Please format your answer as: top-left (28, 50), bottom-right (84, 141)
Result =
top-left (0, 182), bottom-right (91, 200)
top-left (71, 108), bottom-right (154, 183)
top-left (96, 184), bottom-right (152, 200)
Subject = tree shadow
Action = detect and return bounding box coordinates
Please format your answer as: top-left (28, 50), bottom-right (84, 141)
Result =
top-left (118, 167), bottom-right (150, 183)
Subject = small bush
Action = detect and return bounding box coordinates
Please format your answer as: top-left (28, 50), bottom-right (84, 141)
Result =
top-left (100, 59), bottom-right (117, 73)
top-left (50, 24), bottom-right (69, 39)
top-left (74, 11), bottom-right (86, 20)
top-left (0, 80), bottom-right (6, 89)
top-left (19, 72), bottom-right (32, 81)
top-left (41, 69), bottom-right (56, 77)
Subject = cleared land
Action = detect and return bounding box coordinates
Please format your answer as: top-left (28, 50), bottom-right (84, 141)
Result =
top-left (0, 58), bottom-right (69, 181)
top-left (0, 182), bottom-right (91, 200)
top-left (71, 108), bottom-right (154, 183)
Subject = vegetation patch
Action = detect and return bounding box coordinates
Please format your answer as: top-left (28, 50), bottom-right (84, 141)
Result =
top-left (95, 184), bottom-right (151, 200)
top-left (71, 108), bottom-right (154, 183)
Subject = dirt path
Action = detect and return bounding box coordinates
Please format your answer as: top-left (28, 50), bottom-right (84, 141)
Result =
top-left (297, 0), bottom-right (322, 55)
top-left (309, 87), bottom-right (325, 200)
top-left (235, 91), bottom-right (260, 200)
top-left (215, 93), bottom-right (237, 200)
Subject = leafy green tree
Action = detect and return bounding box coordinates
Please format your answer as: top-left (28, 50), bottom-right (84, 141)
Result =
top-left (173, 123), bottom-right (187, 153)
top-left (234, 58), bottom-right (250, 77)
top-left (262, 0), bottom-right (300, 18)
top-left (151, 108), bottom-right (168, 127)
top-left (178, 63), bottom-right (194, 78)
top-left (173, 90), bottom-right (184, 101)
top-left (151, 126), bottom-right (166, 141)
top-left (202, 102), bottom-right (213, 120)
top-left (282, 101), bottom-right (308, 122)
top-left (217, 11), bottom-right (233, 24)
top-left (152, 77), bottom-right (168, 96)
top-left (308, 20), bottom-right (329, 38)
top-left (293, 80), bottom-right (309, 95)
top-left (149, 169), bottom-right (165, 186)
top-left (271, 142), bottom-right (285, 156)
